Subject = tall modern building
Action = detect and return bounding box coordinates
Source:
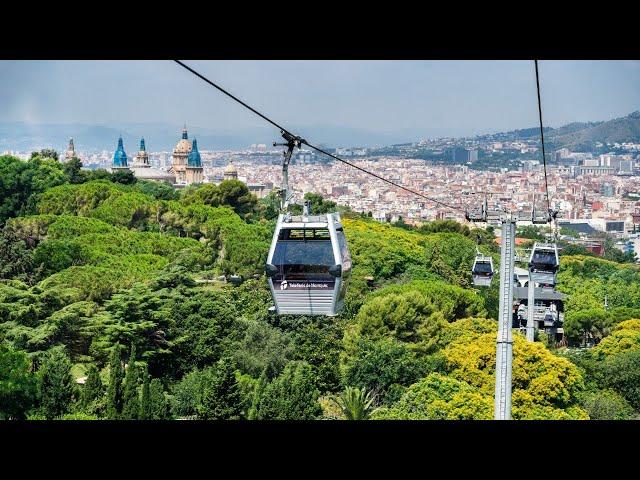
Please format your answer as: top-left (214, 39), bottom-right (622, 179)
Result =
top-left (111, 136), bottom-right (129, 171)
top-left (451, 147), bottom-right (478, 163)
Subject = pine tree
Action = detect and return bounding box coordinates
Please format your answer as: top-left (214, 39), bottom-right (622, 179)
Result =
top-left (38, 347), bottom-right (75, 419)
top-left (256, 361), bottom-right (322, 420)
top-left (106, 344), bottom-right (124, 420)
top-left (196, 357), bottom-right (242, 420)
top-left (139, 369), bottom-right (152, 420)
top-left (82, 364), bottom-right (103, 411)
top-left (121, 344), bottom-right (140, 420)
top-left (149, 379), bottom-right (168, 420)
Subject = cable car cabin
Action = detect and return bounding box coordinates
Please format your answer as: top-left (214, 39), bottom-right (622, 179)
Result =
top-left (531, 209), bottom-right (550, 224)
top-left (471, 254), bottom-right (494, 287)
top-left (528, 242), bottom-right (559, 285)
top-left (265, 212), bottom-right (351, 316)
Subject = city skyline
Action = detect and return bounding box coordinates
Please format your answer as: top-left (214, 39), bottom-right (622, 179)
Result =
top-left (1, 60), bottom-right (640, 147)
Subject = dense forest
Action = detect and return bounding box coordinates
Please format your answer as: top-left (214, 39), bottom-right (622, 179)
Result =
top-left (1, 152), bottom-right (639, 420)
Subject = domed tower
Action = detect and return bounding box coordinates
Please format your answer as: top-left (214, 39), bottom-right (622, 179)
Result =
top-left (169, 124), bottom-right (192, 184)
top-left (65, 137), bottom-right (76, 162)
top-left (112, 136), bottom-right (129, 171)
top-left (223, 159), bottom-right (238, 181)
top-left (133, 137), bottom-right (150, 168)
top-left (186, 138), bottom-right (204, 184)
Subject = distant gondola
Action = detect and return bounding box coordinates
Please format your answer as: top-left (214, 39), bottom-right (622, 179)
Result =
top-left (472, 253), bottom-right (494, 287)
top-left (265, 212), bottom-right (351, 316)
top-left (528, 242), bottom-right (559, 285)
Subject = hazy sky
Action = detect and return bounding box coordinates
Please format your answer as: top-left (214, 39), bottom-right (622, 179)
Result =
top-left (1, 60), bottom-right (639, 138)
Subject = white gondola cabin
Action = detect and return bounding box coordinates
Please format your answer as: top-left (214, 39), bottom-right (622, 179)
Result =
top-left (472, 253), bottom-right (494, 287)
top-left (528, 242), bottom-right (559, 285)
top-left (265, 212), bottom-right (351, 316)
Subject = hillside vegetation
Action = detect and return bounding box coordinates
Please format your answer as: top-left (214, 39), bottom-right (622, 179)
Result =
top-left (1, 153), bottom-right (639, 420)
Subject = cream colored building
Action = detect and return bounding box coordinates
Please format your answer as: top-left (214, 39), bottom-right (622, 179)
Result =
top-left (169, 125), bottom-right (203, 185)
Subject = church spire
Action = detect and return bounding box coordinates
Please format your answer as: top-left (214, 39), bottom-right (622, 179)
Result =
top-left (140, 137), bottom-right (146, 151)
top-left (182, 123), bottom-right (188, 140)
top-left (188, 138), bottom-right (201, 167)
top-left (65, 137), bottom-right (76, 161)
top-left (113, 136), bottom-right (128, 168)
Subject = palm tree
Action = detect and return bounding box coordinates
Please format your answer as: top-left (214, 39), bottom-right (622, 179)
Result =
top-left (333, 386), bottom-right (377, 420)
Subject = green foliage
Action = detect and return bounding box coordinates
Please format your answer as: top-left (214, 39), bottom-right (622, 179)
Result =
top-left (254, 361), bottom-right (322, 420)
top-left (578, 389), bottom-right (635, 420)
top-left (182, 180), bottom-right (258, 220)
top-left (440, 320), bottom-right (588, 419)
top-left (148, 379), bottom-right (169, 419)
top-left (196, 357), bottom-right (242, 420)
top-left (139, 371), bottom-right (152, 420)
top-left (346, 280), bottom-right (485, 354)
top-left (106, 345), bottom-right (124, 419)
top-left (341, 337), bottom-right (428, 405)
top-left (0, 155), bottom-right (67, 225)
top-left (90, 192), bottom-right (156, 229)
top-left (288, 317), bottom-right (343, 392)
top-left (0, 226), bottom-right (39, 283)
top-left (231, 318), bottom-right (293, 379)
top-left (564, 308), bottom-right (611, 345)
top-left (121, 344), bottom-right (140, 420)
top-left (81, 364), bottom-right (104, 415)
top-left (593, 319), bottom-right (640, 357)
top-left (333, 386), bottom-right (376, 420)
top-left (0, 343), bottom-right (37, 419)
top-left (135, 180), bottom-right (179, 201)
top-left (37, 346), bottom-right (75, 419)
top-left (111, 170), bottom-right (137, 185)
top-left (290, 192), bottom-right (337, 215)
top-left (170, 369), bottom-right (202, 418)
top-left (63, 157), bottom-right (84, 184)
top-left (32, 149), bottom-right (59, 161)
top-left (372, 373), bottom-right (493, 420)
top-left (602, 349), bottom-right (640, 410)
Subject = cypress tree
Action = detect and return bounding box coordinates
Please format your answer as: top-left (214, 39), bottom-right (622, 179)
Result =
top-left (38, 347), bottom-right (74, 420)
top-left (82, 364), bottom-right (103, 410)
top-left (121, 344), bottom-right (140, 420)
top-left (149, 379), bottom-right (168, 420)
top-left (248, 368), bottom-right (269, 420)
top-left (106, 344), bottom-right (124, 420)
top-left (139, 370), bottom-right (152, 420)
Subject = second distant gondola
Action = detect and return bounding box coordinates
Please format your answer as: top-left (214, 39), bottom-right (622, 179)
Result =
top-left (472, 253), bottom-right (494, 287)
top-left (528, 242), bottom-right (559, 285)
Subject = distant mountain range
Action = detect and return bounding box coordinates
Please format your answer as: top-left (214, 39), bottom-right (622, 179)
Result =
top-left (483, 111), bottom-right (640, 151)
top-left (1, 111), bottom-right (639, 153)
top-left (0, 122), bottom-right (431, 153)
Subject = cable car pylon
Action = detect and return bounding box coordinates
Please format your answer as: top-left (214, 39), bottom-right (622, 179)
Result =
top-left (466, 204), bottom-right (516, 420)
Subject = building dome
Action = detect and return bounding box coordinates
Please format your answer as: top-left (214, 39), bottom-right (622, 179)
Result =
top-left (173, 125), bottom-right (192, 154)
top-left (188, 138), bottom-right (202, 167)
top-left (112, 136), bottom-right (128, 168)
top-left (223, 159), bottom-right (238, 180)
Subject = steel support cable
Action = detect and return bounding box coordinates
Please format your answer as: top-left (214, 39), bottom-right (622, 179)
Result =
top-left (534, 60), bottom-right (553, 225)
top-left (173, 59), bottom-right (465, 214)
